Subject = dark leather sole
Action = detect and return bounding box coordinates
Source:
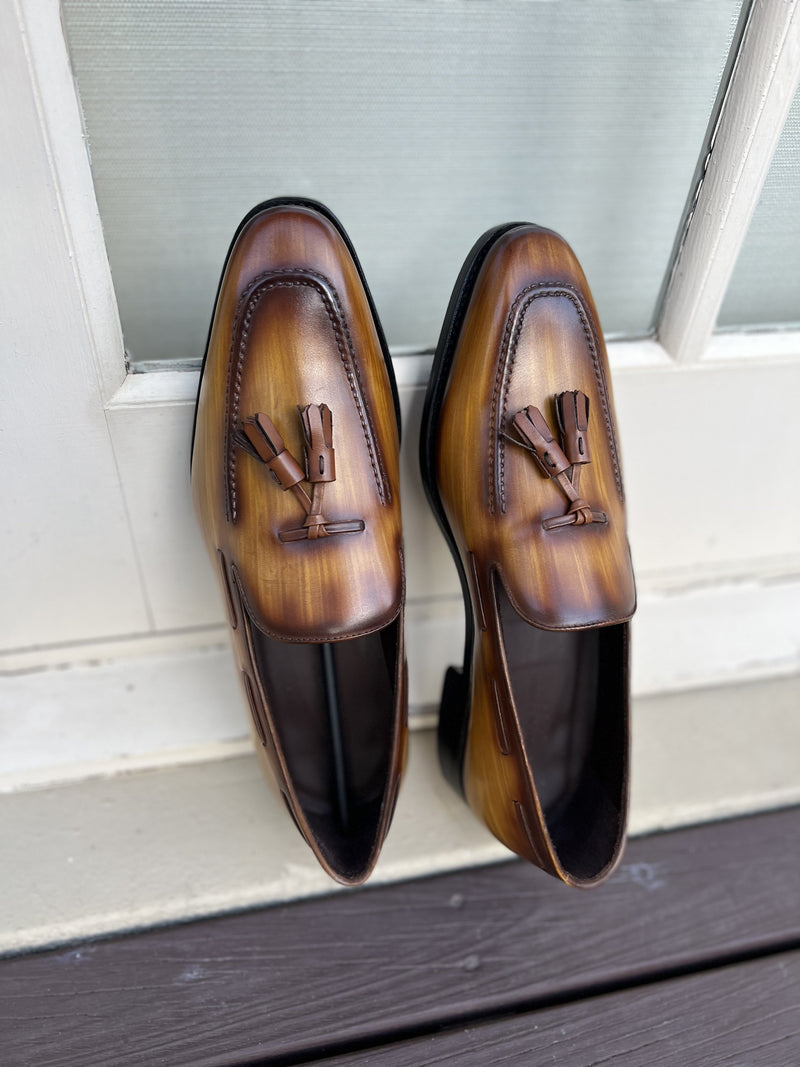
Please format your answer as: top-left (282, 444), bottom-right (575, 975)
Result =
top-left (419, 222), bottom-right (523, 796)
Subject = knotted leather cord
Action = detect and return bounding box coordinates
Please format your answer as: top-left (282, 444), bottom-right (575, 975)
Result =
top-left (234, 405), bottom-right (365, 542)
top-left (509, 391), bottom-right (606, 530)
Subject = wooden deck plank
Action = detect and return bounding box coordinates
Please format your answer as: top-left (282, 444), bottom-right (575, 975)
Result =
top-left (316, 950), bottom-right (800, 1066)
top-left (0, 808), bottom-right (798, 1067)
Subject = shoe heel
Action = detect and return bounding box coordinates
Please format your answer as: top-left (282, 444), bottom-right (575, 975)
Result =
top-left (437, 664), bottom-right (471, 797)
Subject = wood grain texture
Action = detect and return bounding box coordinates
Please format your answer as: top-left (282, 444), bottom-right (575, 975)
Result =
top-left (0, 808), bottom-right (797, 1066)
top-left (318, 951), bottom-right (800, 1066)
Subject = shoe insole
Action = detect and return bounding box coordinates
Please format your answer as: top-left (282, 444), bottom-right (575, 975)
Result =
top-left (496, 579), bottom-right (626, 879)
top-left (249, 617), bottom-right (398, 876)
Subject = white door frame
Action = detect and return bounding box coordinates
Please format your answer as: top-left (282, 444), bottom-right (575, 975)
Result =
top-left (3, 0), bottom-right (800, 782)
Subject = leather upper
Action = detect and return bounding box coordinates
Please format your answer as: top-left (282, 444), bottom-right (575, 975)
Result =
top-left (192, 206), bottom-right (403, 642)
top-left (435, 225), bottom-right (635, 630)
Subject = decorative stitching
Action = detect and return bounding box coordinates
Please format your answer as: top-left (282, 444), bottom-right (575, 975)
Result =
top-left (224, 269), bottom-right (389, 522)
top-left (488, 283), bottom-right (623, 514)
top-left (490, 283), bottom-right (583, 513)
top-left (329, 283), bottom-right (392, 501)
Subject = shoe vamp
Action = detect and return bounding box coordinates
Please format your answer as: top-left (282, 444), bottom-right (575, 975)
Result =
top-left (228, 285), bottom-right (403, 641)
top-left (441, 248), bottom-right (635, 629)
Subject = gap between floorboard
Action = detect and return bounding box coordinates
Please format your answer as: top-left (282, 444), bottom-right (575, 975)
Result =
top-left (278, 936), bottom-right (800, 1067)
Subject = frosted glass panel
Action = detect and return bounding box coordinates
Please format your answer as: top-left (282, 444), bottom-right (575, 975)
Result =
top-left (718, 86), bottom-right (800, 330)
top-left (62, 0), bottom-right (741, 364)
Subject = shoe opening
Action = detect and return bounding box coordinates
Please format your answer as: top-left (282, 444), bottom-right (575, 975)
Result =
top-left (496, 578), bottom-right (628, 883)
top-left (247, 611), bottom-right (400, 885)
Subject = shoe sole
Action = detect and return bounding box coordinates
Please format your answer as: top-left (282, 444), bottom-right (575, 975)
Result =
top-left (190, 196), bottom-right (401, 472)
top-left (418, 222), bottom-right (524, 797)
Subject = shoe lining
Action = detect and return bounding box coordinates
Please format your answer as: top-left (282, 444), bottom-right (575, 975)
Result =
top-left (496, 580), bottom-right (626, 881)
top-left (248, 616), bottom-right (398, 884)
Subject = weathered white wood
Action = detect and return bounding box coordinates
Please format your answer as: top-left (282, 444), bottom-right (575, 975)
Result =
top-left (703, 326), bottom-right (800, 362)
top-left (16, 0), bottom-right (127, 402)
top-left (0, 625), bottom-right (227, 674)
top-left (0, 1), bottom-right (148, 650)
top-left (659, 0), bottom-right (800, 361)
top-left (615, 354), bottom-right (800, 578)
top-left (2, 673), bottom-right (798, 955)
top-left (0, 645), bottom-right (250, 793)
top-left (633, 575), bottom-right (800, 695)
top-left (105, 398), bottom-right (220, 630)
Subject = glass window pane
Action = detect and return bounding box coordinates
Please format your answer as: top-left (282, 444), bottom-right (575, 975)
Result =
top-left (718, 85), bottom-right (800, 330)
top-left (62, 0), bottom-right (742, 365)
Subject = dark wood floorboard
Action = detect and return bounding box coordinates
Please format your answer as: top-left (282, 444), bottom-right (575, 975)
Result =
top-left (313, 950), bottom-right (800, 1066)
top-left (0, 808), bottom-right (798, 1067)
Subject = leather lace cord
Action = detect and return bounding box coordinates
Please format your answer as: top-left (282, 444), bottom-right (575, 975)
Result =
top-left (509, 390), bottom-right (606, 530)
top-left (234, 405), bottom-right (365, 542)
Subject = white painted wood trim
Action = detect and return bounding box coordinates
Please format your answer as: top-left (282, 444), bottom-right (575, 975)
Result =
top-left (703, 326), bottom-right (800, 362)
top-left (15, 0), bottom-right (127, 402)
top-left (658, 0), bottom-right (800, 362)
top-left (107, 338), bottom-right (671, 410)
top-left (1, 0), bottom-right (151, 650)
top-left (108, 328), bottom-right (799, 415)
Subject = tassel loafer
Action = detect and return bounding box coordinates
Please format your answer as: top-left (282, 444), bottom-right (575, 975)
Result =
top-left (192, 198), bottom-right (407, 885)
top-left (420, 223), bottom-right (636, 887)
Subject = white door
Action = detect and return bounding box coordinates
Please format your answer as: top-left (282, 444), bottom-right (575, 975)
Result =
top-left (2, 0), bottom-right (799, 877)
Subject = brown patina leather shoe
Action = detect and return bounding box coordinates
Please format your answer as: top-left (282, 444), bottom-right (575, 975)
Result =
top-left (420, 223), bottom-right (635, 887)
top-left (192, 199), bottom-right (406, 885)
